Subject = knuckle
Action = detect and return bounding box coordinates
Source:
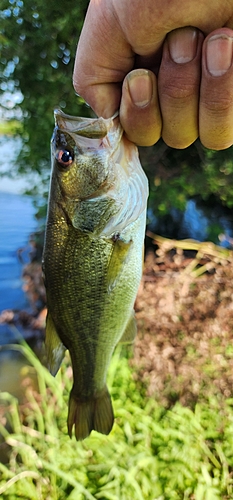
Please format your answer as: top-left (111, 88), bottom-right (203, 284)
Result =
top-left (202, 90), bottom-right (233, 114)
top-left (165, 85), bottom-right (193, 101)
top-left (161, 75), bottom-right (197, 103)
top-left (205, 98), bottom-right (233, 115)
top-left (73, 78), bottom-right (84, 96)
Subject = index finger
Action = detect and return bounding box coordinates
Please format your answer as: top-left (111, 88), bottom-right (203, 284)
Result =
top-left (73, 0), bottom-right (135, 117)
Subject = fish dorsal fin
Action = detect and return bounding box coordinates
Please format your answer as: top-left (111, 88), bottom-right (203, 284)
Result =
top-left (45, 312), bottom-right (66, 376)
top-left (119, 312), bottom-right (137, 344)
top-left (107, 238), bottom-right (133, 292)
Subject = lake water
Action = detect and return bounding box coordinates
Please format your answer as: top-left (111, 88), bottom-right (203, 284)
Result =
top-left (0, 191), bottom-right (36, 342)
top-left (147, 198), bottom-right (233, 248)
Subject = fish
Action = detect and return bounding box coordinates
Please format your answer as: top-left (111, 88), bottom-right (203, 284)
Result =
top-left (42, 109), bottom-right (148, 440)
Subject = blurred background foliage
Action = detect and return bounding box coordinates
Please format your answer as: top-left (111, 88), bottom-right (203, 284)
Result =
top-left (140, 143), bottom-right (233, 216)
top-left (1, 0), bottom-right (89, 201)
top-left (1, 0), bottom-right (233, 218)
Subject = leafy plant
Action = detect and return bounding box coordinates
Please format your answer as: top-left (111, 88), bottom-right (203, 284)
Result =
top-left (140, 140), bottom-right (233, 217)
top-left (0, 341), bottom-right (233, 499)
top-left (1, 0), bottom-right (89, 195)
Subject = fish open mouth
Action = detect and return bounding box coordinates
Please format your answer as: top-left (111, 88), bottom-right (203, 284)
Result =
top-left (54, 108), bottom-right (120, 138)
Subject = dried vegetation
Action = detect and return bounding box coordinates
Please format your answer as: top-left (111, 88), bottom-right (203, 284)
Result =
top-left (133, 235), bottom-right (233, 408)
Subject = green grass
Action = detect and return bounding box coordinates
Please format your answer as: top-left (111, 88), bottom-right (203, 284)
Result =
top-left (0, 121), bottom-right (22, 136)
top-left (0, 343), bottom-right (233, 499)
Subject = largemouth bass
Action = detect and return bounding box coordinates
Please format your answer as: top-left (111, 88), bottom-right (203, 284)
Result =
top-left (42, 109), bottom-right (148, 440)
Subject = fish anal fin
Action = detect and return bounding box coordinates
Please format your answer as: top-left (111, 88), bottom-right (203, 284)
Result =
top-left (45, 312), bottom-right (66, 376)
top-left (107, 238), bottom-right (132, 291)
top-left (68, 387), bottom-right (114, 441)
top-left (120, 311), bottom-right (137, 344)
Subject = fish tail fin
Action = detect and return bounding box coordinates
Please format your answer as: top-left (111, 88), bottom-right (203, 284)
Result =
top-left (68, 387), bottom-right (114, 441)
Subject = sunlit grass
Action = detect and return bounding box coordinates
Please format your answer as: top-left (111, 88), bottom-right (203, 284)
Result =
top-left (0, 120), bottom-right (22, 136)
top-left (0, 342), bottom-right (233, 499)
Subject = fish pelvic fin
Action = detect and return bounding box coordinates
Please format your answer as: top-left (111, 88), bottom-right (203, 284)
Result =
top-left (68, 386), bottom-right (114, 441)
top-left (119, 311), bottom-right (137, 344)
top-left (45, 312), bottom-right (66, 376)
top-left (107, 238), bottom-right (132, 292)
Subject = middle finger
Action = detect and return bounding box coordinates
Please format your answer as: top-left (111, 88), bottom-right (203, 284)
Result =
top-left (158, 27), bottom-right (204, 148)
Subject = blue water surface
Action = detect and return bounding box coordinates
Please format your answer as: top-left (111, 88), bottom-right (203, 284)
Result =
top-left (0, 191), bottom-right (36, 312)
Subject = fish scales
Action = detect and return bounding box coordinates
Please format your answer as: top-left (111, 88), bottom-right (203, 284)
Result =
top-left (42, 109), bottom-right (148, 440)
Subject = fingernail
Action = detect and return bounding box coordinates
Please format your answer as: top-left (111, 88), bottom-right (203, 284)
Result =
top-left (168, 28), bottom-right (198, 63)
top-left (206, 34), bottom-right (233, 76)
top-left (127, 70), bottom-right (153, 107)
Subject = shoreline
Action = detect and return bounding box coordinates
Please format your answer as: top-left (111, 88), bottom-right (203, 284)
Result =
top-left (1, 235), bottom-right (233, 410)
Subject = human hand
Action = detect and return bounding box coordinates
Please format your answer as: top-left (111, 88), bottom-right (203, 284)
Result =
top-left (73, 0), bottom-right (233, 150)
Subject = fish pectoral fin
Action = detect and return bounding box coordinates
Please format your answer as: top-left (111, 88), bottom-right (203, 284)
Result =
top-left (107, 238), bottom-right (132, 292)
top-left (119, 311), bottom-right (137, 344)
top-left (68, 386), bottom-right (114, 441)
top-left (45, 312), bottom-right (66, 376)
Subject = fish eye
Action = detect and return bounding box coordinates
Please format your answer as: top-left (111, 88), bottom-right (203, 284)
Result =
top-left (56, 148), bottom-right (74, 167)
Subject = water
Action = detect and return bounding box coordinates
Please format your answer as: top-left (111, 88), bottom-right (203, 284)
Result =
top-left (147, 198), bottom-right (233, 248)
top-left (0, 138), bottom-right (41, 408)
top-left (0, 135), bottom-right (40, 193)
top-left (0, 191), bottom-right (36, 342)
top-left (0, 135), bottom-right (39, 343)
